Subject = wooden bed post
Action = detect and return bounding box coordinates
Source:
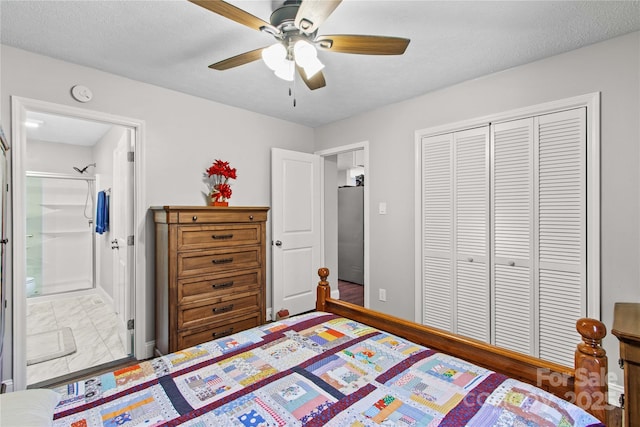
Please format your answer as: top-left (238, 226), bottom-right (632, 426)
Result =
top-left (316, 267), bottom-right (330, 312)
top-left (575, 317), bottom-right (608, 423)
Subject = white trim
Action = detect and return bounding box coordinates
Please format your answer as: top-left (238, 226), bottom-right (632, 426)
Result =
top-left (414, 140), bottom-right (422, 323)
top-left (608, 382), bottom-right (623, 408)
top-left (414, 92), bottom-right (600, 326)
top-left (316, 141), bottom-right (370, 308)
top-left (10, 96), bottom-right (148, 389)
top-left (1, 379), bottom-right (14, 393)
top-left (144, 340), bottom-right (156, 360)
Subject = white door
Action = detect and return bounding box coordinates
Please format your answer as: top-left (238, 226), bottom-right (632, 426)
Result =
top-left (271, 148), bottom-right (321, 317)
top-left (112, 129), bottom-right (134, 355)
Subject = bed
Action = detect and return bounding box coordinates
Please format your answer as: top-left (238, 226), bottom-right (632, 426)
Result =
top-left (45, 268), bottom-right (608, 426)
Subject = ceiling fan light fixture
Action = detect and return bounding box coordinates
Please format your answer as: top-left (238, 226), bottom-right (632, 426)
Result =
top-left (274, 59), bottom-right (295, 81)
top-left (262, 43), bottom-right (287, 71)
top-left (293, 39), bottom-right (324, 78)
top-left (293, 40), bottom-right (317, 65)
top-left (302, 57), bottom-right (324, 79)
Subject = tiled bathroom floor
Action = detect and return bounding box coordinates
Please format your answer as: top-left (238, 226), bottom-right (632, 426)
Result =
top-left (26, 291), bottom-right (130, 385)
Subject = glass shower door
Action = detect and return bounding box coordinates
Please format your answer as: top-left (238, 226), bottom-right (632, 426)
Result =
top-left (26, 174), bottom-right (94, 296)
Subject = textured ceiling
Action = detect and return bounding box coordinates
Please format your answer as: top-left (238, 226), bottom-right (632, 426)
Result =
top-left (2, 1), bottom-right (639, 128)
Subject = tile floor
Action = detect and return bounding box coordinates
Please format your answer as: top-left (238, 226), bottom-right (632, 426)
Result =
top-left (26, 290), bottom-right (130, 385)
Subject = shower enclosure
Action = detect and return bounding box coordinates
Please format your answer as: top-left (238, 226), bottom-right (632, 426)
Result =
top-left (26, 172), bottom-right (95, 296)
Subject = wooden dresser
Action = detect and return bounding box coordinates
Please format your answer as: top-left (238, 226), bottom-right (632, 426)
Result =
top-left (612, 302), bottom-right (640, 427)
top-left (152, 206), bottom-right (269, 354)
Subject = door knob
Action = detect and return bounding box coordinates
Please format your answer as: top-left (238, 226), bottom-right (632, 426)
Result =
top-left (274, 240), bottom-right (282, 247)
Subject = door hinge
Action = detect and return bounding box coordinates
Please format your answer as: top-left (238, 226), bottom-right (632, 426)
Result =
top-left (127, 319), bottom-right (135, 330)
top-left (127, 151), bottom-right (134, 162)
top-left (127, 235), bottom-right (135, 246)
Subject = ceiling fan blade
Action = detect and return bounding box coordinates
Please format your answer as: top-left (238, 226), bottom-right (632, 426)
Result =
top-left (209, 47), bottom-right (267, 70)
top-left (316, 35), bottom-right (410, 55)
top-left (190, 0), bottom-right (271, 32)
top-left (297, 65), bottom-right (326, 90)
top-left (295, 0), bottom-right (342, 34)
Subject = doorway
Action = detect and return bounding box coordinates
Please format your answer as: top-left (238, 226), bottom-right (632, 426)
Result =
top-left (270, 142), bottom-right (370, 317)
top-left (317, 142), bottom-right (370, 308)
top-left (11, 97), bottom-right (147, 390)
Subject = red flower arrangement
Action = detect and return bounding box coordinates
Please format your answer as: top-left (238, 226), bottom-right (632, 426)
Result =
top-left (204, 159), bottom-right (237, 205)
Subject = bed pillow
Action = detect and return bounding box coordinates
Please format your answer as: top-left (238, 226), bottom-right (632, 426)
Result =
top-left (0, 388), bottom-right (60, 427)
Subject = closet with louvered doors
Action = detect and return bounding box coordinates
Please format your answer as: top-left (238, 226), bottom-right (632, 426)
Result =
top-left (491, 108), bottom-right (586, 367)
top-left (422, 126), bottom-right (491, 342)
top-left (421, 107), bottom-right (587, 367)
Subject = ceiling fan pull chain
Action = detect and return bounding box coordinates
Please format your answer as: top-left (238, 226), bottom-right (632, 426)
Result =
top-left (290, 76), bottom-right (297, 107)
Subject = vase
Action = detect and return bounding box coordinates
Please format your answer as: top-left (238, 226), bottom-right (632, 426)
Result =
top-left (211, 201), bottom-right (229, 207)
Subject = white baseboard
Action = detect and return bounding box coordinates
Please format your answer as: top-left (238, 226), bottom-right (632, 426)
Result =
top-left (1, 379), bottom-right (14, 393)
top-left (608, 382), bottom-right (623, 408)
top-left (331, 289), bottom-right (339, 299)
top-left (142, 341), bottom-right (155, 359)
top-left (95, 285), bottom-right (114, 308)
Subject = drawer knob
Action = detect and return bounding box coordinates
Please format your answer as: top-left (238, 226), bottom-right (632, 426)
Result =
top-left (212, 304), bottom-right (234, 314)
top-left (212, 327), bottom-right (234, 339)
top-left (249, 215), bottom-right (254, 221)
top-left (212, 234), bottom-right (234, 240)
top-left (192, 216), bottom-right (198, 222)
top-left (212, 281), bottom-right (234, 289)
top-left (212, 257), bottom-right (234, 265)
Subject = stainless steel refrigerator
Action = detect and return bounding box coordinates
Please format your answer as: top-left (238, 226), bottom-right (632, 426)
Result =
top-left (338, 186), bottom-right (364, 284)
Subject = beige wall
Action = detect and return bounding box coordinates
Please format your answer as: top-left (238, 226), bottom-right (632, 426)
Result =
top-left (314, 31), bottom-right (640, 394)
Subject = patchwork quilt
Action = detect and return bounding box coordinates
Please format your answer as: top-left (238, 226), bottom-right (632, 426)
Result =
top-left (52, 312), bottom-right (604, 426)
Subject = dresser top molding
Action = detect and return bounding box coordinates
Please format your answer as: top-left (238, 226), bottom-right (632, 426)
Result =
top-left (612, 302), bottom-right (640, 342)
top-left (151, 206), bottom-right (270, 224)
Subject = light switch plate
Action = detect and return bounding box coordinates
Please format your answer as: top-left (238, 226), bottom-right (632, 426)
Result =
top-left (379, 202), bottom-right (387, 215)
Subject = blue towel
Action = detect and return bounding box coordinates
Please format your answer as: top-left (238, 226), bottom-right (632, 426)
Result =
top-left (96, 191), bottom-right (109, 234)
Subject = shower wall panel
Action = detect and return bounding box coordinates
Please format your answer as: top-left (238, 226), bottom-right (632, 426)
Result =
top-left (26, 175), bottom-right (94, 296)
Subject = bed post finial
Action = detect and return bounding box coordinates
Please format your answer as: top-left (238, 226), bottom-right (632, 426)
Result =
top-left (316, 267), bottom-right (330, 312)
top-left (575, 317), bottom-right (608, 423)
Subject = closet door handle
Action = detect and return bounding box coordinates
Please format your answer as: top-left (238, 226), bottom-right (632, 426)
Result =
top-left (212, 234), bottom-right (233, 240)
top-left (212, 304), bottom-right (234, 314)
top-left (212, 257), bottom-right (233, 265)
top-left (508, 261), bottom-right (516, 266)
top-left (212, 281), bottom-right (234, 289)
top-left (212, 327), bottom-right (234, 338)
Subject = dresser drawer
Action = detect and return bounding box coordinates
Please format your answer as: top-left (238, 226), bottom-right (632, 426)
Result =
top-left (177, 209), bottom-right (268, 224)
top-left (178, 270), bottom-right (261, 304)
top-left (178, 246), bottom-right (262, 277)
top-left (178, 315), bottom-right (261, 349)
top-left (179, 292), bottom-right (260, 330)
top-left (178, 224), bottom-right (260, 250)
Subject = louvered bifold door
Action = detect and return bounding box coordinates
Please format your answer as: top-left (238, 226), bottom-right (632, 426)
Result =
top-left (491, 118), bottom-right (535, 355)
top-left (536, 108), bottom-right (586, 367)
top-left (422, 133), bottom-right (454, 332)
top-left (454, 127), bottom-right (490, 341)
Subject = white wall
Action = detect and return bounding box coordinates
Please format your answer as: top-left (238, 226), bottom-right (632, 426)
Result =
top-left (1, 45), bottom-right (314, 384)
top-left (26, 140), bottom-right (93, 174)
top-left (314, 31), bottom-right (640, 393)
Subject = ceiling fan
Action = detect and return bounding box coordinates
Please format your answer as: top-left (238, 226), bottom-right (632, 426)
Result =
top-left (189, 0), bottom-right (410, 91)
